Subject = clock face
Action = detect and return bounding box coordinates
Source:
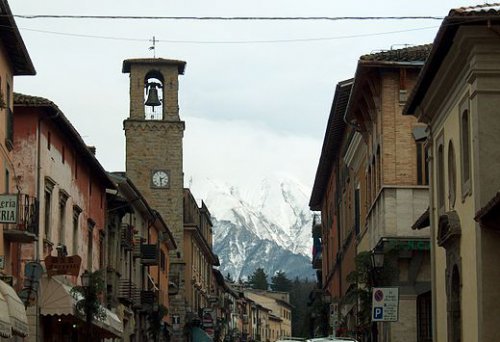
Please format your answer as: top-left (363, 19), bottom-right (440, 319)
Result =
top-left (152, 170), bottom-right (169, 188)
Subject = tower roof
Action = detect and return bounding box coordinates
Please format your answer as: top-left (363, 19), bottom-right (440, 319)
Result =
top-left (122, 58), bottom-right (186, 74)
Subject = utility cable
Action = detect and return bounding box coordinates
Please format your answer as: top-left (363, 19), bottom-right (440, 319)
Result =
top-left (12, 15), bottom-right (446, 21)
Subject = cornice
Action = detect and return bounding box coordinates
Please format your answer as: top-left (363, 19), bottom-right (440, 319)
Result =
top-left (123, 119), bottom-right (185, 132)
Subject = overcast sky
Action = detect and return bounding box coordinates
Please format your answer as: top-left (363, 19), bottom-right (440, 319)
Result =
top-left (10, 0), bottom-right (487, 191)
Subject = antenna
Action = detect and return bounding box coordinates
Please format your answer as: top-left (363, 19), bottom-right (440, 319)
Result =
top-left (149, 36), bottom-right (157, 58)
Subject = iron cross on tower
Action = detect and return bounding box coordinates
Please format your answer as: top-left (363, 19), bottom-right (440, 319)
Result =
top-left (149, 36), bottom-right (157, 58)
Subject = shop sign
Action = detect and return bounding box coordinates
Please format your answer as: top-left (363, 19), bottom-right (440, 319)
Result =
top-left (0, 194), bottom-right (17, 224)
top-left (45, 255), bottom-right (82, 276)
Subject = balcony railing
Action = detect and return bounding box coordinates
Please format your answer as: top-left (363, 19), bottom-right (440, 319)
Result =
top-left (3, 194), bottom-right (38, 243)
top-left (120, 224), bottom-right (134, 250)
top-left (117, 277), bottom-right (140, 306)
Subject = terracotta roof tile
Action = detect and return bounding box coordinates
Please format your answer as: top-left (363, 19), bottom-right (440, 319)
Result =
top-left (450, 3), bottom-right (500, 16)
top-left (360, 44), bottom-right (432, 63)
top-left (14, 93), bottom-right (57, 107)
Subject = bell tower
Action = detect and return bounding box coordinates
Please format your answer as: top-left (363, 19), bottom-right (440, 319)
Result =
top-left (122, 58), bottom-right (187, 339)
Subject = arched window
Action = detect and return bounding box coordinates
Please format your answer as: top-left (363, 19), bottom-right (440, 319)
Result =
top-left (460, 98), bottom-right (471, 196)
top-left (144, 71), bottom-right (164, 120)
top-left (448, 141), bottom-right (457, 208)
top-left (437, 141), bottom-right (445, 214)
top-left (376, 146), bottom-right (381, 190)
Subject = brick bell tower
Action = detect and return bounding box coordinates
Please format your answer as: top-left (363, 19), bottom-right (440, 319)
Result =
top-left (122, 58), bottom-right (187, 339)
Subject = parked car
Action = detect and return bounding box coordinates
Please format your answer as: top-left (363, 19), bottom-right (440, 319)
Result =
top-left (277, 338), bottom-right (305, 342)
top-left (305, 337), bottom-right (359, 342)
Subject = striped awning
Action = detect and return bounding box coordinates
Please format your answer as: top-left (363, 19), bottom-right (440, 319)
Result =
top-left (0, 289), bottom-right (11, 338)
top-left (0, 280), bottom-right (29, 337)
top-left (40, 276), bottom-right (123, 338)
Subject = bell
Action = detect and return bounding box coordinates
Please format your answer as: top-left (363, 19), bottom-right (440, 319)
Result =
top-left (145, 83), bottom-right (161, 108)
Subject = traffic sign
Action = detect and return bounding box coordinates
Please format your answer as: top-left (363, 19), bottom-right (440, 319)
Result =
top-left (372, 287), bottom-right (399, 322)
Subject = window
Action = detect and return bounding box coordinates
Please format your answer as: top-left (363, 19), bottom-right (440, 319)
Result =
top-left (87, 219), bottom-right (95, 270)
top-left (47, 131), bottom-right (51, 150)
top-left (44, 178), bottom-right (56, 241)
top-left (460, 98), bottom-right (471, 197)
top-left (437, 136), bottom-right (445, 214)
top-left (354, 185), bottom-right (360, 235)
top-left (416, 141), bottom-right (429, 185)
top-left (376, 146), bottom-right (381, 190)
top-left (72, 206), bottom-right (82, 255)
top-left (5, 82), bottom-right (12, 149)
top-left (58, 191), bottom-right (69, 245)
top-left (448, 141), bottom-right (457, 208)
top-left (99, 231), bottom-right (105, 269)
top-left (417, 291), bottom-right (432, 342)
top-left (62, 146), bottom-right (65, 164)
top-left (367, 166), bottom-right (372, 206)
top-left (4, 169), bottom-right (9, 192)
top-left (371, 157), bottom-right (376, 198)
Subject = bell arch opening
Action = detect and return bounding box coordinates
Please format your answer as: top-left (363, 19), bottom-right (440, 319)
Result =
top-left (144, 71), bottom-right (164, 120)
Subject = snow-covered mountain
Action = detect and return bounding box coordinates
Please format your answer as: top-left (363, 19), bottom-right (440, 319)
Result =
top-left (187, 175), bottom-right (315, 280)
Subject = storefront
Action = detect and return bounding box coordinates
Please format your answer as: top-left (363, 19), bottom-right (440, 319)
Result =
top-left (39, 276), bottom-right (123, 341)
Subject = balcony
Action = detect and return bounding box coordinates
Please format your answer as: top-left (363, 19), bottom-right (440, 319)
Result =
top-left (140, 244), bottom-right (159, 265)
top-left (3, 194), bottom-right (38, 243)
top-left (120, 224), bottom-right (133, 250)
top-left (117, 277), bottom-right (140, 306)
top-left (132, 234), bottom-right (143, 258)
top-left (312, 251), bottom-right (322, 270)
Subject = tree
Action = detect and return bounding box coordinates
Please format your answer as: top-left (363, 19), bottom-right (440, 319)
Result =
top-left (248, 267), bottom-right (269, 290)
top-left (71, 270), bottom-right (106, 338)
top-left (270, 270), bottom-right (293, 292)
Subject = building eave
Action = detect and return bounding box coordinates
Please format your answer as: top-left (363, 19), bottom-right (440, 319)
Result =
top-left (309, 79), bottom-right (353, 210)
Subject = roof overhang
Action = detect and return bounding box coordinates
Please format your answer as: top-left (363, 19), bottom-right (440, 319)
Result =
top-left (404, 10), bottom-right (500, 116)
top-left (475, 191), bottom-right (500, 229)
top-left (0, 0), bottom-right (35, 75)
top-left (122, 58), bottom-right (186, 74)
top-left (309, 79), bottom-right (353, 210)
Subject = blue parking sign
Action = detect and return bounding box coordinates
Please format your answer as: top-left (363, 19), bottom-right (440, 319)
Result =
top-left (373, 307), bottom-right (384, 320)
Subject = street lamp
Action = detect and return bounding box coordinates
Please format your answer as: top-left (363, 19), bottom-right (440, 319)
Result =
top-left (370, 249), bottom-right (384, 342)
top-left (80, 270), bottom-right (92, 339)
top-left (371, 249), bottom-right (384, 270)
top-left (81, 270), bottom-right (90, 287)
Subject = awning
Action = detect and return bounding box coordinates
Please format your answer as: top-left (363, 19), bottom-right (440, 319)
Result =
top-left (40, 276), bottom-right (123, 338)
top-left (191, 326), bottom-right (213, 341)
top-left (0, 280), bottom-right (29, 337)
top-left (0, 288), bottom-right (11, 338)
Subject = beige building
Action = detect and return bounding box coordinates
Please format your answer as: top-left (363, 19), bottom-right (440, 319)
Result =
top-left (344, 45), bottom-right (432, 342)
top-left (244, 290), bottom-right (292, 340)
top-left (183, 189), bottom-right (219, 338)
top-left (404, 5), bottom-right (500, 341)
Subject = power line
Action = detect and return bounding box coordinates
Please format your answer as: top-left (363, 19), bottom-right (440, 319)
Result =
top-left (17, 25), bottom-right (440, 44)
top-left (12, 14), bottom-right (445, 21)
